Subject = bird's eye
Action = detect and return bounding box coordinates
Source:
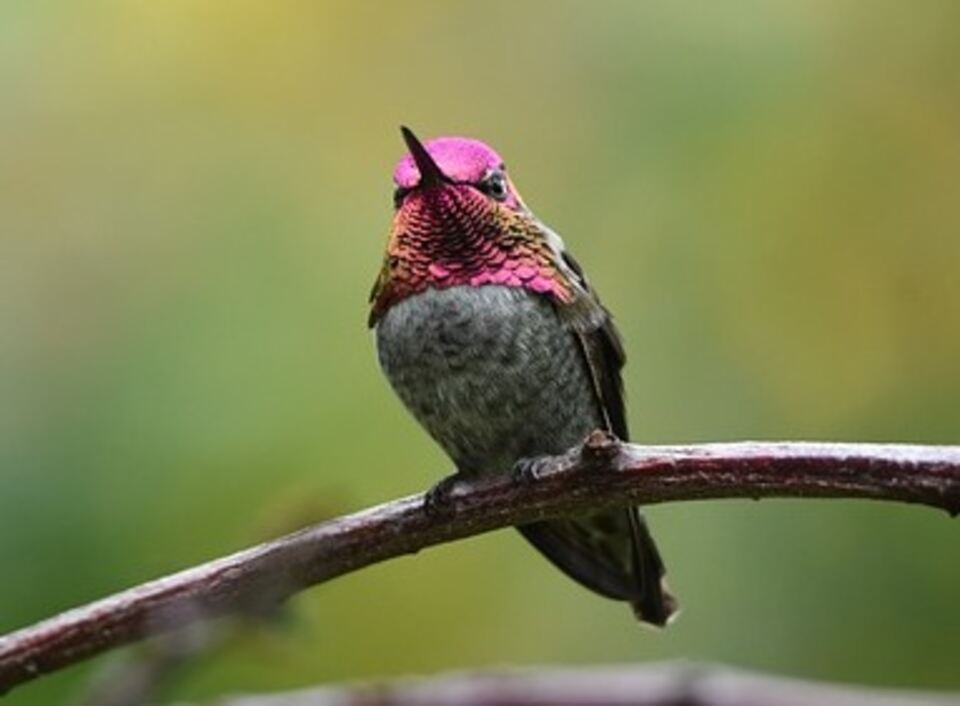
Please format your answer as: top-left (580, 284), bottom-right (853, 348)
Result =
top-left (393, 187), bottom-right (409, 209)
top-left (481, 171), bottom-right (509, 201)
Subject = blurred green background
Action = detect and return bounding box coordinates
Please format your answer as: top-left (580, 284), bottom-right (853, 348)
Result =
top-left (2, 1), bottom-right (959, 703)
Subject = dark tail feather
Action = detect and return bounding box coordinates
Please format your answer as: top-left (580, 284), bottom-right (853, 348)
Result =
top-left (626, 510), bottom-right (677, 626)
top-left (518, 509), bottom-right (677, 627)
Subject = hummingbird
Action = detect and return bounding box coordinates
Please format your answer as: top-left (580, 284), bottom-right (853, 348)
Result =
top-left (369, 127), bottom-right (677, 625)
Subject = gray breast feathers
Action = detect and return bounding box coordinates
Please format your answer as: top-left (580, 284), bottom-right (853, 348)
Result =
top-left (375, 285), bottom-right (603, 475)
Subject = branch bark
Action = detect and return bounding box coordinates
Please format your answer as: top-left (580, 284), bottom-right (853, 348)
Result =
top-left (183, 662), bottom-right (960, 706)
top-left (2, 436), bottom-right (959, 695)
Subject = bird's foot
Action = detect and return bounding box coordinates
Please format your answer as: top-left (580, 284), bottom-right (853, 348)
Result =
top-left (511, 455), bottom-right (553, 486)
top-left (424, 474), bottom-right (461, 517)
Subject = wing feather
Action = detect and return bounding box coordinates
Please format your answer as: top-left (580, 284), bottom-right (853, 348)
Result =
top-left (521, 243), bottom-right (676, 625)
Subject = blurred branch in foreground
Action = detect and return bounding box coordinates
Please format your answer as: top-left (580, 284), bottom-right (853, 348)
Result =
top-left (2, 435), bottom-right (959, 696)
top-left (74, 626), bottom-right (208, 706)
top-left (186, 662), bottom-right (960, 706)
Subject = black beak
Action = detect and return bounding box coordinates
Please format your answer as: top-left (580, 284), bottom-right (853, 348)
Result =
top-left (400, 126), bottom-right (447, 188)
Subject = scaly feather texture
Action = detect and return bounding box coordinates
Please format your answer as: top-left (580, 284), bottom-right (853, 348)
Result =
top-left (370, 128), bottom-right (676, 625)
top-left (369, 181), bottom-right (573, 326)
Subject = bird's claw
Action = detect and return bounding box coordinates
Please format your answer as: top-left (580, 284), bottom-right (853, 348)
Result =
top-left (424, 475), bottom-right (460, 517)
top-left (512, 456), bottom-right (551, 486)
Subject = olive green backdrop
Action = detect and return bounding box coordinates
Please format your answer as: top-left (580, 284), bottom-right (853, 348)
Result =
top-left (2, 2), bottom-right (958, 704)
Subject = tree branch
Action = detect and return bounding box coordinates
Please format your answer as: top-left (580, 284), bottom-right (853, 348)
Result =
top-left (2, 436), bottom-right (959, 695)
top-left (182, 662), bottom-right (960, 706)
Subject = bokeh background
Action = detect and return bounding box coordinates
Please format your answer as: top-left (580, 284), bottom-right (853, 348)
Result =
top-left (2, 2), bottom-right (959, 704)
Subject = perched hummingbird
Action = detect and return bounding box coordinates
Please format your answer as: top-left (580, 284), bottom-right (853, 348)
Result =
top-left (369, 127), bottom-right (677, 625)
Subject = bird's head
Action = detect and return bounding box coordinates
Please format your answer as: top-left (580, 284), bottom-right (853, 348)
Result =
top-left (368, 127), bottom-right (574, 326)
top-left (392, 126), bottom-right (527, 213)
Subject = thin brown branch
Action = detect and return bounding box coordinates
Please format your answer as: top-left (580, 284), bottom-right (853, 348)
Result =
top-left (2, 437), bottom-right (959, 695)
top-left (182, 661), bottom-right (960, 706)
